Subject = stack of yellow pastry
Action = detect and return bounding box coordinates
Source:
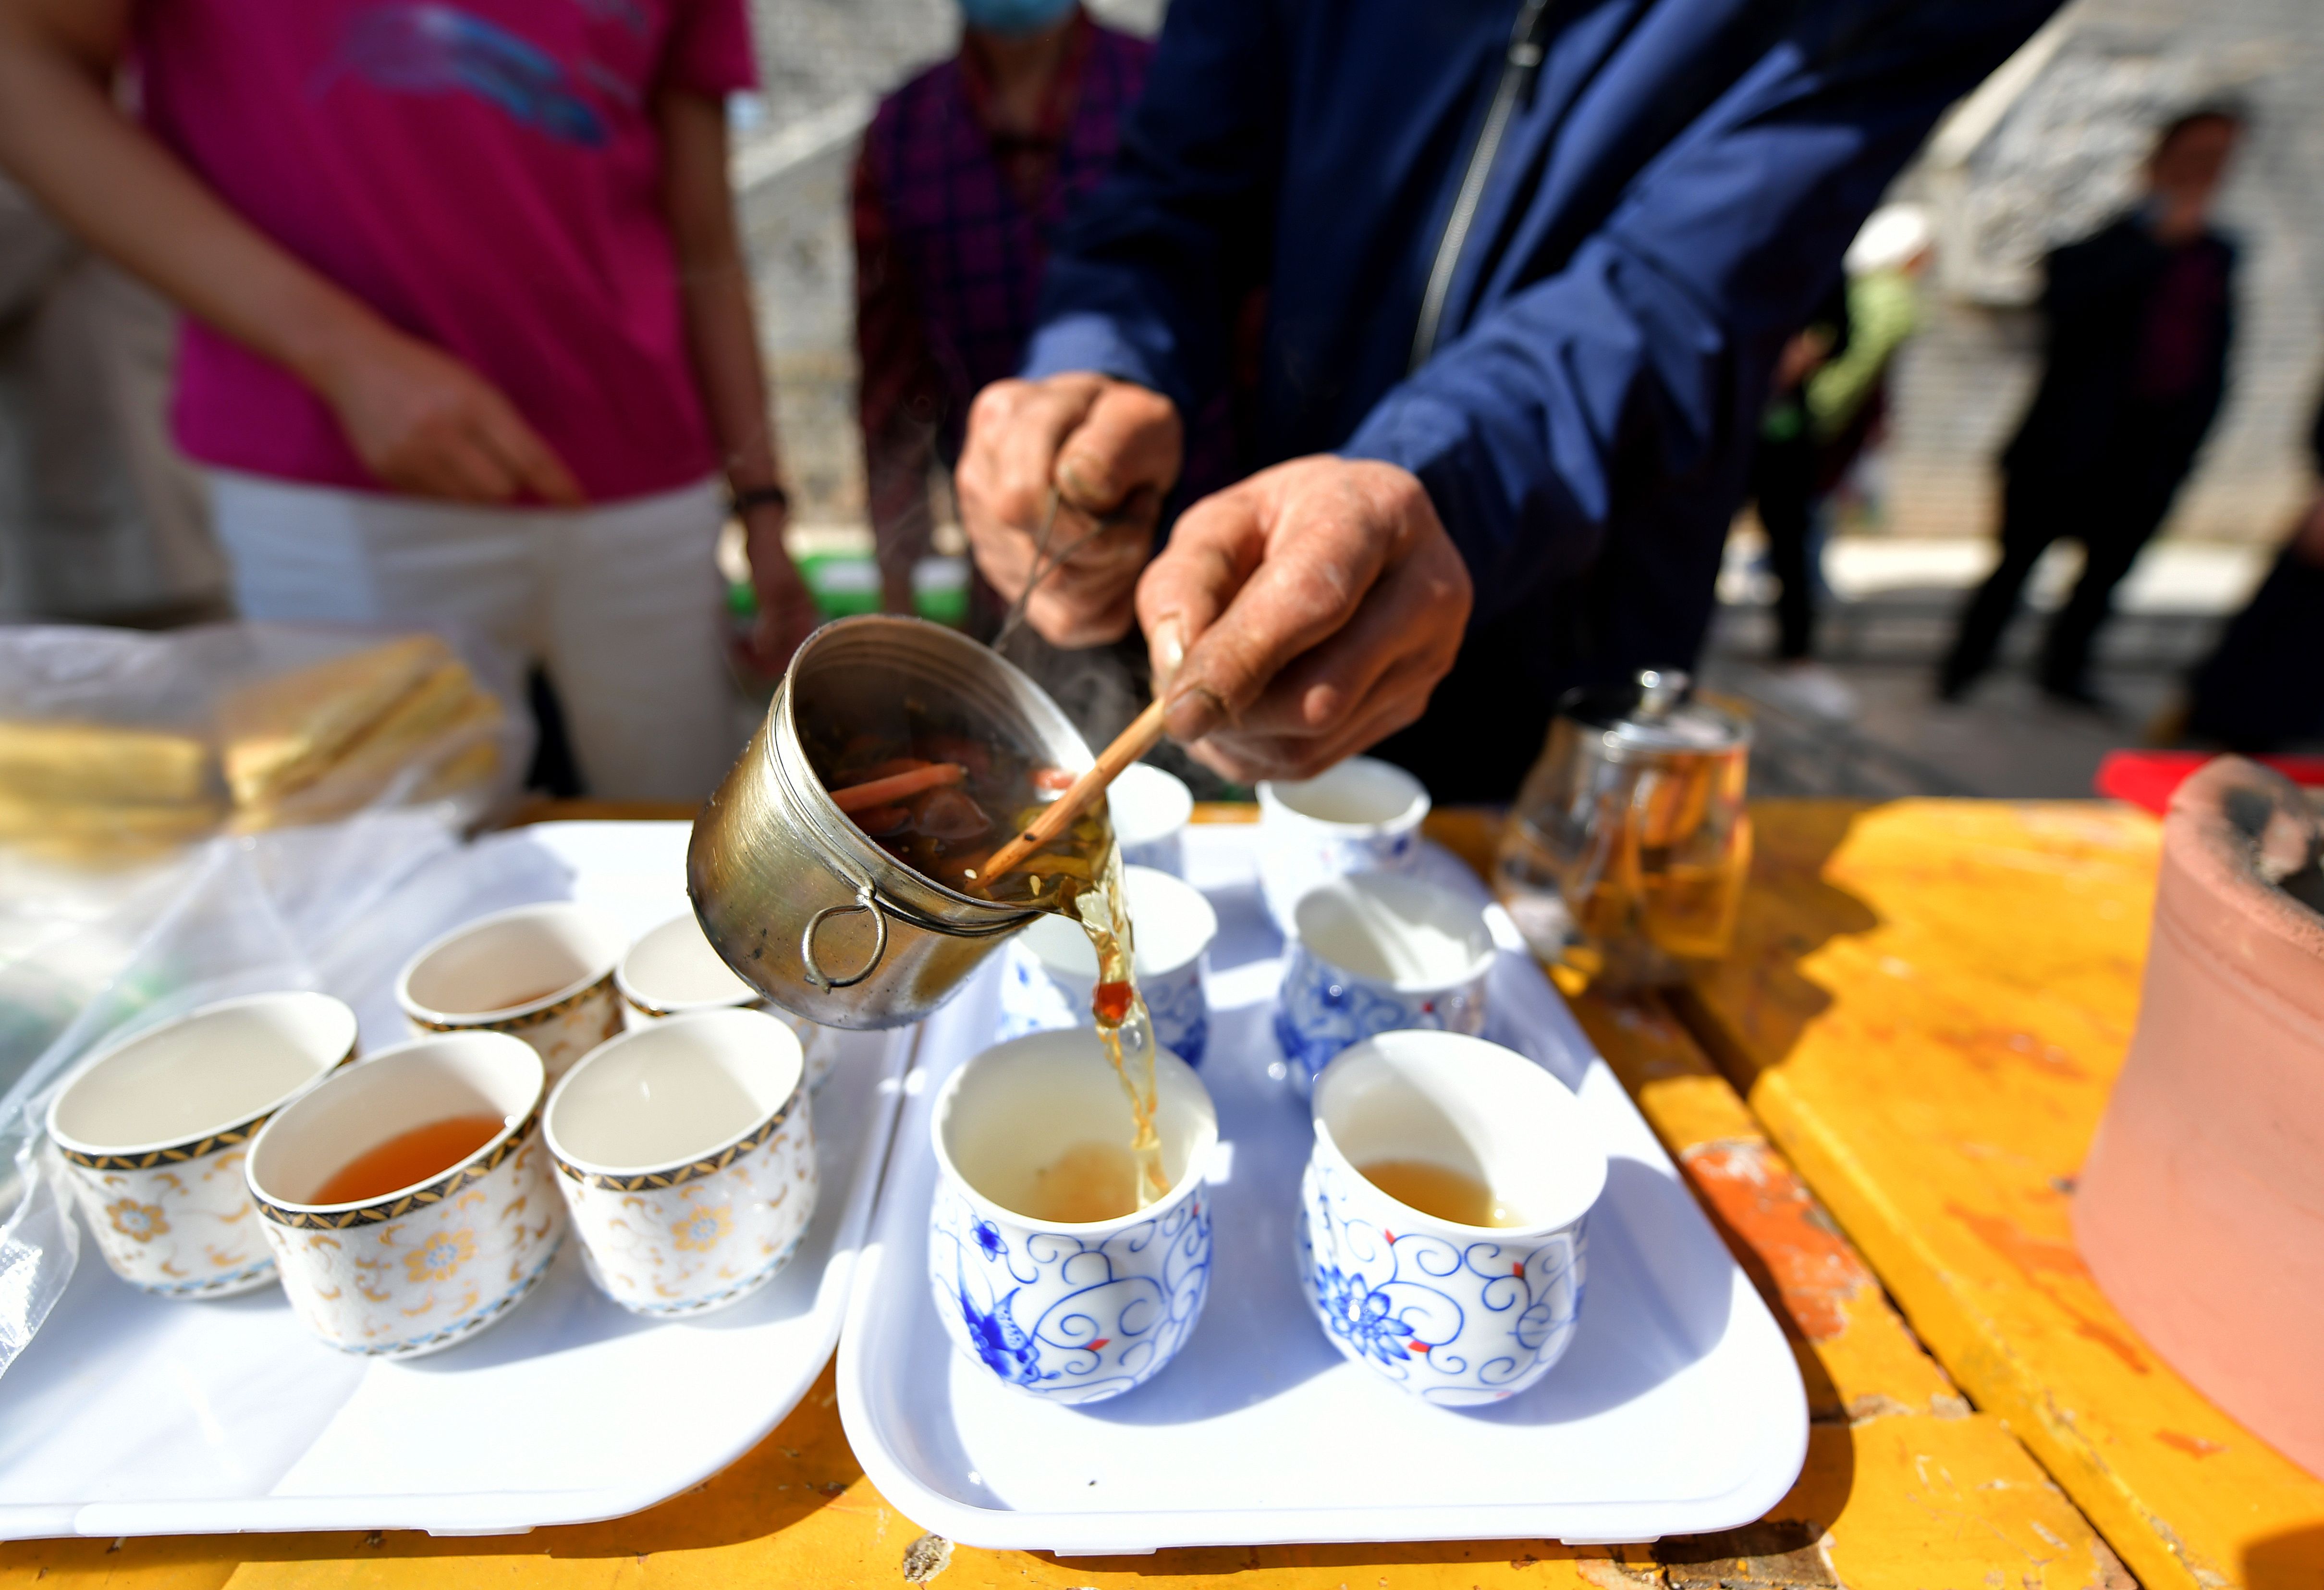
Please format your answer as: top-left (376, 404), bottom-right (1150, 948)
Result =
top-left (0, 633), bottom-right (505, 863)
top-left (0, 720), bottom-right (225, 861)
top-left (217, 634), bottom-right (504, 831)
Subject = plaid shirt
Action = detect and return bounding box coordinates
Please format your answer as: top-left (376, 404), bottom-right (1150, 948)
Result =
top-left (854, 12), bottom-right (1153, 585)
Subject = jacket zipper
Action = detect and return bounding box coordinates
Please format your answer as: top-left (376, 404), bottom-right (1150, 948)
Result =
top-left (1410, 0), bottom-right (1559, 373)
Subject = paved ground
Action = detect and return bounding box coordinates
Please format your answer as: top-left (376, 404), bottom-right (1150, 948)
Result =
top-left (1701, 533), bottom-right (2300, 801)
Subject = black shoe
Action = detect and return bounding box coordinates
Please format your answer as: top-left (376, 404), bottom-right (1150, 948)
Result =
top-left (2040, 677), bottom-right (2112, 715)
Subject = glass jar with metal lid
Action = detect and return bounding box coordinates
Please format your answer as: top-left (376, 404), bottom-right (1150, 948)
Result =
top-left (1492, 669), bottom-right (1752, 988)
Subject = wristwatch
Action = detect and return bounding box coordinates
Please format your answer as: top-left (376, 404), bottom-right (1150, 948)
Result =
top-left (730, 484), bottom-right (791, 518)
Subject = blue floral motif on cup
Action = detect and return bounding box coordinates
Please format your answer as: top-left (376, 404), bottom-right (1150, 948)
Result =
top-left (1142, 969), bottom-right (1209, 1068)
top-left (1273, 940), bottom-right (1487, 1082)
top-left (996, 942), bottom-right (1210, 1068)
top-left (1295, 1159), bottom-right (1586, 1406)
top-left (994, 944), bottom-right (1079, 1043)
top-left (930, 1179), bottom-right (1213, 1404)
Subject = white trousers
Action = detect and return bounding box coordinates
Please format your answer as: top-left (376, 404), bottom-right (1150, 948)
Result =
top-left (209, 471), bottom-right (738, 802)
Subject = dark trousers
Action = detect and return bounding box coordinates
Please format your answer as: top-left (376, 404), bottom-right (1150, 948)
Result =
top-left (1942, 406), bottom-right (2199, 697)
top-left (1751, 431), bottom-right (1818, 661)
top-left (2186, 538), bottom-right (2324, 751)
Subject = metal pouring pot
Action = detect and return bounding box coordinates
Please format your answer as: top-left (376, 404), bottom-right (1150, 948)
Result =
top-left (688, 616), bottom-right (1096, 1029)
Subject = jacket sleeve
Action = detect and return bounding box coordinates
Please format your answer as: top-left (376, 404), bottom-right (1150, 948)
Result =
top-left (1016, 0), bottom-right (1286, 425)
top-left (1341, 0), bottom-right (2059, 619)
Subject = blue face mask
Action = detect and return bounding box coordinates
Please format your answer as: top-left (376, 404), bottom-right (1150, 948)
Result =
top-left (958, 0), bottom-right (1076, 38)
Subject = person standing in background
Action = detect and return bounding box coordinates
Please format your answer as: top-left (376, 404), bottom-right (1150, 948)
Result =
top-left (853, 0), bottom-right (1156, 624)
top-left (0, 174), bottom-right (224, 626)
top-left (1748, 284), bottom-right (1849, 696)
top-left (0, 0), bottom-right (822, 801)
top-left (1750, 203), bottom-right (1933, 722)
top-left (1939, 108), bottom-right (2241, 710)
top-left (2179, 389), bottom-right (2324, 752)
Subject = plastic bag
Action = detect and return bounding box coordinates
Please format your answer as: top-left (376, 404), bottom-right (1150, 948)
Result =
top-left (0, 620), bottom-right (531, 869)
top-left (0, 808), bottom-right (577, 1380)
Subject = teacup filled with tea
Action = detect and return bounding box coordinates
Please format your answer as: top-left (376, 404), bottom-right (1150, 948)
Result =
top-left (245, 1031), bottom-right (563, 1357)
top-left (1298, 1029), bottom-right (1605, 1406)
top-left (928, 1028), bottom-right (1217, 1404)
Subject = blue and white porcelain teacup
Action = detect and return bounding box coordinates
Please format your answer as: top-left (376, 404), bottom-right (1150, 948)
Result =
top-left (995, 864), bottom-right (1218, 1066)
top-left (1109, 762), bottom-right (1194, 877)
top-left (1255, 756), bottom-right (1430, 930)
top-left (1273, 871), bottom-right (1494, 1085)
top-left (928, 1028), bottom-right (1218, 1405)
top-left (1298, 1031), bottom-right (1606, 1407)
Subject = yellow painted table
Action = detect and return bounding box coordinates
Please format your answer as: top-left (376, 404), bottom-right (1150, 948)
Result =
top-left (1676, 800), bottom-right (2324, 1590)
top-left (0, 804), bottom-right (2123, 1589)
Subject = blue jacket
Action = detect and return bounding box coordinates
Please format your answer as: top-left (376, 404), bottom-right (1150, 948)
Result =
top-left (1023, 0), bottom-right (2060, 694)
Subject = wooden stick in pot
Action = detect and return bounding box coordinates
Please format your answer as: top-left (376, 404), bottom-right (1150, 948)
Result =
top-left (981, 697), bottom-right (1170, 882)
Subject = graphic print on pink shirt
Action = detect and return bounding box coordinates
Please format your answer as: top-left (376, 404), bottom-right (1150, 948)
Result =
top-left (137, 0), bottom-right (757, 502)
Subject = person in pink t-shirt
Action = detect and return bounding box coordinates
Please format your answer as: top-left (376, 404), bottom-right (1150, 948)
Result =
top-left (0, 0), bottom-right (820, 800)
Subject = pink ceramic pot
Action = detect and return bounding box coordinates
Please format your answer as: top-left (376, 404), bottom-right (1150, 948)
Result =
top-left (2076, 758), bottom-right (2324, 1479)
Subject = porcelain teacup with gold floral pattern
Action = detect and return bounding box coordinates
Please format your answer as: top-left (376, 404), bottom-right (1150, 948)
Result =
top-left (544, 1008), bottom-right (816, 1317)
top-left (616, 912), bottom-right (838, 1092)
top-left (396, 902), bottom-right (626, 1085)
top-left (47, 992), bottom-right (358, 1299)
top-left (244, 1031), bottom-right (564, 1357)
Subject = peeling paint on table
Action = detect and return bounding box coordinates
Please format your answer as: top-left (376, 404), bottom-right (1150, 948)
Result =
top-left (1676, 799), bottom-right (2324, 1590)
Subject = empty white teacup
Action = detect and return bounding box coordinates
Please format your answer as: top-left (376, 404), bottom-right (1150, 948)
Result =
top-left (618, 911), bottom-right (838, 1090)
top-left (246, 1031), bottom-right (564, 1357)
top-left (1298, 1031), bottom-right (1606, 1406)
top-left (929, 1028), bottom-right (1217, 1404)
top-left (1256, 756), bottom-right (1430, 929)
top-left (1274, 870), bottom-right (1495, 1084)
top-left (47, 992), bottom-right (357, 1298)
top-left (997, 865), bottom-right (1218, 1065)
top-left (545, 1009), bottom-right (817, 1316)
top-left (1108, 761), bottom-right (1194, 876)
top-left (397, 902), bottom-right (626, 1084)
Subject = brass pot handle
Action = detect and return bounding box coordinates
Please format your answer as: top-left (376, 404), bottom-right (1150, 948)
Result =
top-left (802, 882), bottom-right (889, 991)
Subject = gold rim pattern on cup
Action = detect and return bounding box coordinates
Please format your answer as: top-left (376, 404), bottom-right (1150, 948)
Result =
top-left (553, 1091), bottom-right (799, 1192)
top-left (407, 974), bottom-right (616, 1035)
top-left (254, 1109), bottom-right (540, 1230)
top-left (616, 987), bottom-right (773, 1020)
top-left (53, 1041), bottom-right (360, 1171)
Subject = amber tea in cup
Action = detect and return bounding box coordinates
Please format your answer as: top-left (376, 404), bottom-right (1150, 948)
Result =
top-left (310, 1114), bottom-right (509, 1205)
top-left (1355, 1159), bottom-right (1530, 1229)
top-left (1022, 1139), bottom-right (1143, 1224)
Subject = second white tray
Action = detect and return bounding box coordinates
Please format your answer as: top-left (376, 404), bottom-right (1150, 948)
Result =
top-left (0, 821), bottom-right (911, 1540)
top-left (838, 826), bottom-right (1807, 1553)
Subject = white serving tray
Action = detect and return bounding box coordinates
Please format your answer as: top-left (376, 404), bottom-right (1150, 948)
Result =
top-left (838, 826), bottom-right (1807, 1554)
top-left (0, 821), bottom-right (911, 1540)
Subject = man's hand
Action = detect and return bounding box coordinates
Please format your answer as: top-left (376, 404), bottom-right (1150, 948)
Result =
top-left (955, 372), bottom-right (1181, 647)
top-left (318, 324), bottom-right (586, 506)
top-left (1137, 457), bottom-right (1471, 783)
top-left (738, 500), bottom-right (822, 677)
